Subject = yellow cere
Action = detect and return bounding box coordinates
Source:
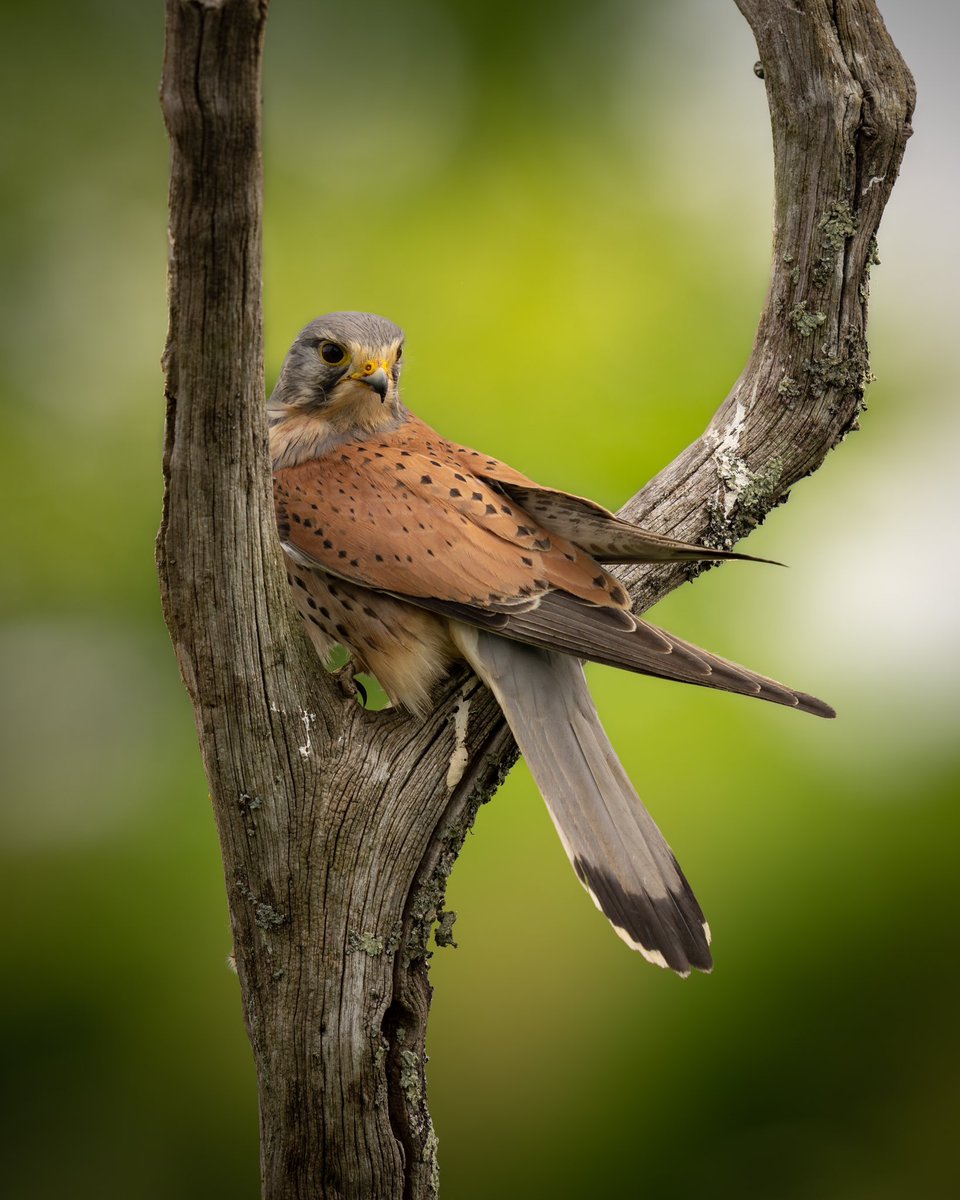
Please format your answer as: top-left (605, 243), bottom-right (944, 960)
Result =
top-left (351, 358), bottom-right (392, 379)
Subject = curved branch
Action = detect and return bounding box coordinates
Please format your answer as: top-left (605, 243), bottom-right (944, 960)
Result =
top-left (158, 2), bottom-right (913, 1197)
top-left (620, 0), bottom-right (915, 609)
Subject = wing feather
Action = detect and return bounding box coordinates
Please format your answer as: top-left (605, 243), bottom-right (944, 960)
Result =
top-left (273, 419), bottom-right (833, 719)
top-left (393, 589), bottom-right (834, 717)
top-left (275, 438), bottom-right (630, 612)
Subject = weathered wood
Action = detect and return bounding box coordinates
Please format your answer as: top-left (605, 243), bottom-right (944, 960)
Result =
top-left (621, 0), bottom-right (914, 609)
top-left (157, 1), bottom-right (913, 1197)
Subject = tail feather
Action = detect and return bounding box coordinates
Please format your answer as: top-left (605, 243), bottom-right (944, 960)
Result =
top-left (454, 624), bottom-right (712, 975)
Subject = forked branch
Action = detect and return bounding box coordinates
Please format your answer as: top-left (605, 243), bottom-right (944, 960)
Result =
top-left (158, 1), bottom-right (913, 1196)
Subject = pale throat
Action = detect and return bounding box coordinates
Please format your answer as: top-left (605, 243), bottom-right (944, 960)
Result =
top-left (269, 380), bottom-right (405, 470)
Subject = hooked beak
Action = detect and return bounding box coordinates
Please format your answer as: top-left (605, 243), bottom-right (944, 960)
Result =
top-left (350, 360), bottom-right (391, 401)
top-left (360, 367), bottom-right (389, 400)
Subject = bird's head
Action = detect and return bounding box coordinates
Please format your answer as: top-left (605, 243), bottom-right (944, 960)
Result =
top-left (269, 311), bottom-right (405, 430)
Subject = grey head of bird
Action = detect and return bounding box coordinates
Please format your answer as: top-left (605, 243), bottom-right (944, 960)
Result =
top-left (269, 311), bottom-right (406, 421)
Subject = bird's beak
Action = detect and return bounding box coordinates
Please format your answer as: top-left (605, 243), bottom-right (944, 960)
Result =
top-left (350, 361), bottom-right (391, 401)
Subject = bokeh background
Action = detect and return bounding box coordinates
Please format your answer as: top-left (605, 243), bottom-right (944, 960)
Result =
top-left (2, 1), bottom-right (957, 1197)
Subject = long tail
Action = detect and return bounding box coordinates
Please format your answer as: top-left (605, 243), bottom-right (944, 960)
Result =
top-left (454, 624), bottom-right (712, 975)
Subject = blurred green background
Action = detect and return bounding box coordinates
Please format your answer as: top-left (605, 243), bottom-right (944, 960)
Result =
top-left (2, 1), bottom-right (957, 1197)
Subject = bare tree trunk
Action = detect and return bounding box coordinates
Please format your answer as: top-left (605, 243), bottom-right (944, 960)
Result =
top-left (157, 1), bottom-right (913, 1197)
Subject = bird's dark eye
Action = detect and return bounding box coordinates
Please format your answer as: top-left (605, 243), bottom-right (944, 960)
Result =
top-left (319, 341), bottom-right (347, 366)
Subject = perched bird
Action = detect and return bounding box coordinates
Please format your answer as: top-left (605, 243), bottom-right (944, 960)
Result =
top-left (269, 311), bottom-right (834, 975)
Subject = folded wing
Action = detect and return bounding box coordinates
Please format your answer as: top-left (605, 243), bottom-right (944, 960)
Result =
top-left (275, 423), bottom-right (834, 719)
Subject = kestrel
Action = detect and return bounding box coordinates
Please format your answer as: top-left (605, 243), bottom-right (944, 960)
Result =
top-left (270, 312), bottom-right (834, 975)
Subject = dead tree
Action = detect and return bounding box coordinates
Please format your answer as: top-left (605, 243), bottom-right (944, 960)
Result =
top-left (157, 1), bottom-right (914, 1196)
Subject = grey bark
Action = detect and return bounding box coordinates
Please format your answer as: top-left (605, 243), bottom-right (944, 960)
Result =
top-left (157, 1), bottom-right (914, 1197)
